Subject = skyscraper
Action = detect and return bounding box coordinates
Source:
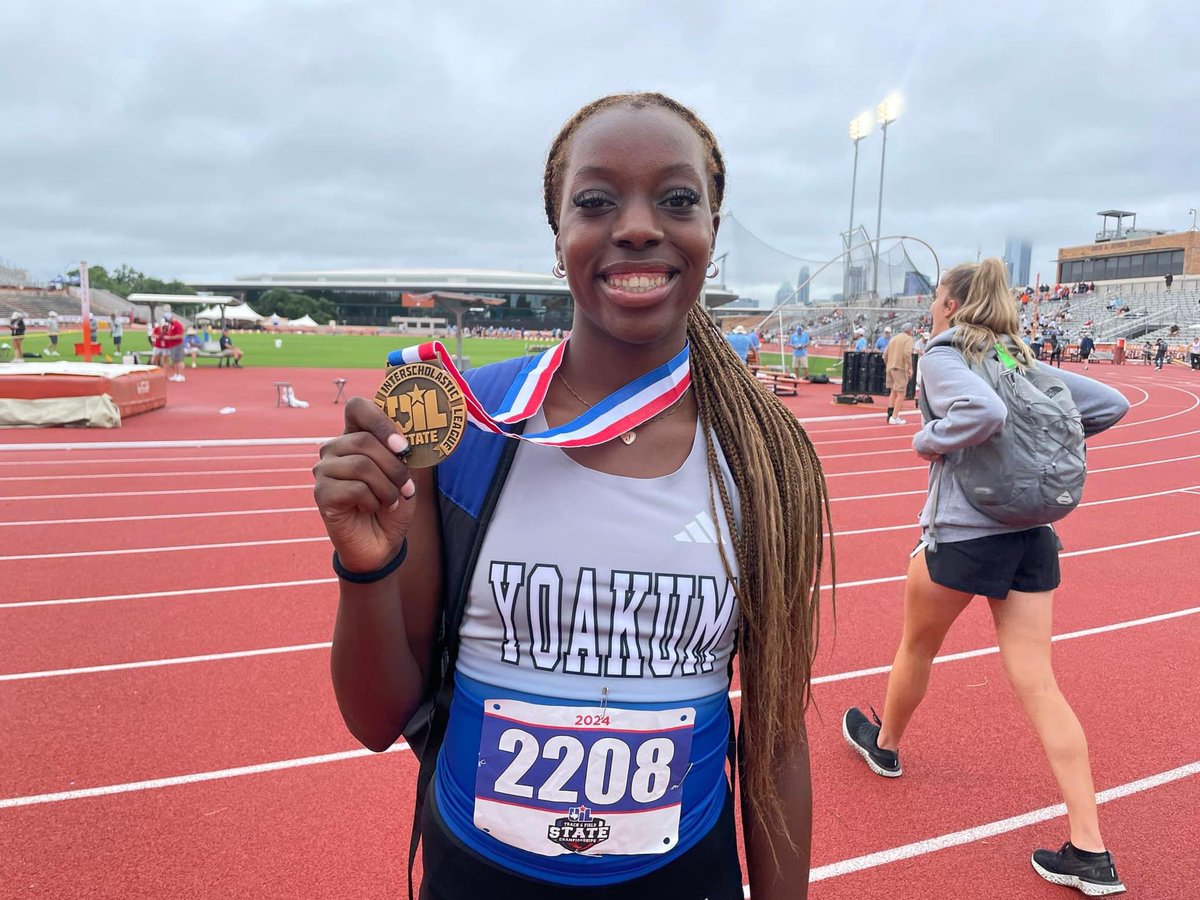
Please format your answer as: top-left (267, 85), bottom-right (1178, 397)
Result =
top-left (1004, 238), bottom-right (1032, 287)
top-left (797, 267), bottom-right (811, 305)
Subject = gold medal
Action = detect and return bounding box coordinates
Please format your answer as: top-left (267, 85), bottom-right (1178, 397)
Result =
top-left (374, 362), bottom-right (468, 468)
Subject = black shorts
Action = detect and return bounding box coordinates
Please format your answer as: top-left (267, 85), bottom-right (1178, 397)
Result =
top-left (923, 527), bottom-right (1061, 600)
top-left (1079, 349), bottom-right (1091, 360)
top-left (419, 782), bottom-right (743, 900)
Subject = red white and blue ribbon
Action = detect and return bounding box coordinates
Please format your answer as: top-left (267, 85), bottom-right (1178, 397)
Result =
top-left (385, 341), bottom-right (690, 448)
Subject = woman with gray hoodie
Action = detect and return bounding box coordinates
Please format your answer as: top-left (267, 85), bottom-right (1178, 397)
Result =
top-left (842, 258), bottom-right (1130, 896)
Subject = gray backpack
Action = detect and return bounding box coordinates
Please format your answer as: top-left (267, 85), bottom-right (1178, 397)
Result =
top-left (919, 333), bottom-right (1086, 527)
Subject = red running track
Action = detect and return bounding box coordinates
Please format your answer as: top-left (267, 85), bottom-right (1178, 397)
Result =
top-left (2, 361), bottom-right (1199, 899)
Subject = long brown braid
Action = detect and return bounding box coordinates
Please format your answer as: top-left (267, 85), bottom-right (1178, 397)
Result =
top-left (543, 92), bottom-right (833, 862)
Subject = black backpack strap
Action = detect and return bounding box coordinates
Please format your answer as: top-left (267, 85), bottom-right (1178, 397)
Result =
top-left (405, 359), bottom-right (529, 899)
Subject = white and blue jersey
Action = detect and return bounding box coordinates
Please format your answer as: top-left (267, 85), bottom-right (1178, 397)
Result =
top-left (435, 411), bottom-right (740, 885)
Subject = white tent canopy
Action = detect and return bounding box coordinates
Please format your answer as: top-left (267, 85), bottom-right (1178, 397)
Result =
top-left (194, 302), bottom-right (262, 323)
top-left (288, 314), bottom-right (318, 327)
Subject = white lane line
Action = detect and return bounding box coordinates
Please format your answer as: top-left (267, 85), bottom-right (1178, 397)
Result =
top-left (9, 599), bottom-right (1196, 685)
top-left (827, 450), bottom-right (1200, 482)
top-left (0, 507), bottom-right (318, 529)
top-left (820, 532), bottom-right (1200, 595)
top-left (0, 578), bottom-right (337, 610)
top-left (829, 454), bottom-right (1200, 499)
top-left (0, 484), bottom-right (311, 502)
top-left (4, 667), bottom-right (1196, 818)
top-left (0, 467), bottom-right (308, 483)
top-left (821, 426), bottom-right (1200, 465)
top-left (0, 643), bottom-right (332, 681)
top-left (1090, 453), bottom-right (1200, 475)
top-left (0, 536), bottom-right (328, 562)
top-left (0, 437), bottom-right (330, 453)
top-left (830, 478), bottom-right (1200, 537)
top-left (0, 743), bottom-right (410, 809)
top-left (806, 604), bottom-right (1200, 688)
top-left (1110, 382), bottom-right (1200, 429)
top-left (808, 760), bottom-right (1200, 883)
top-left (0, 452), bottom-right (316, 468)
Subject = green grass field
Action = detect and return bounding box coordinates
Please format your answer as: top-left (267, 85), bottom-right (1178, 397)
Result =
top-left (8, 329), bottom-right (840, 373)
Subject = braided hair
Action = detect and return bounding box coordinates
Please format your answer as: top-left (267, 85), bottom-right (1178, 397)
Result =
top-left (543, 92), bottom-right (833, 863)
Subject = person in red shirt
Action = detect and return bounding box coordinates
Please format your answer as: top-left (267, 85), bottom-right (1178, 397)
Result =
top-left (155, 305), bottom-right (186, 382)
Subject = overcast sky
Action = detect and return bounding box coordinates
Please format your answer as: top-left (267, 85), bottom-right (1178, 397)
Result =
top-left (3, 0), bottom-right (1197, 299)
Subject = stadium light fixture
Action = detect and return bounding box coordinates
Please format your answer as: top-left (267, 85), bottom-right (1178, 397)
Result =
top-left (848, 111), bottom-right (873, 142)
top-left (876, 93), bottom-right (902, 126)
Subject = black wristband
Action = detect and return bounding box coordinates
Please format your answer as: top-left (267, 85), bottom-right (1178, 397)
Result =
top-left (332, 541), bottom-right (408, 584)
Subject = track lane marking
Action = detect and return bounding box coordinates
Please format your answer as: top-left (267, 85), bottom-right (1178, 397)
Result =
top-left (0, 467), bottom-right (309, 483)
top-left (6, 600), bottom-right (1197, 685)
top-left (806, 760), bottom-right (1200, 884)
top-left (0, 484), bottom-right (311, 502)
top-left (0, 507), bottom-right (318, 529)
top-left (0, 744), bottom-right (411, 809)
top-left (0, 536), bottom-right (328, 562)
top-left (0, 578), bottom-right (338, 610)
top-left (0, 452), bottom-right (316, 468)
top-left (6, 529), bottom-right (1199, 609)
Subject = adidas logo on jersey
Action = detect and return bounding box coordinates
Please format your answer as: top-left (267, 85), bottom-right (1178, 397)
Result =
top-left (675, 511), bottom-right (720, 544)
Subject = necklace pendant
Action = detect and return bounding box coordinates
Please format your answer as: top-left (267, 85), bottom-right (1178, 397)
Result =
top-left (620, 431), bottom-right (636, 445)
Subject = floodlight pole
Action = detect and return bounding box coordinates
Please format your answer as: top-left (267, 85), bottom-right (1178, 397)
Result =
top-left (871, 118), bottom-right (891, 300)
top-left (846, 136), bottom-right (864, 302)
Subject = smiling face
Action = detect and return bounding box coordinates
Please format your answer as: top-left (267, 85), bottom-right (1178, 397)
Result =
top-left (553, 105), bottom-right (718, 349)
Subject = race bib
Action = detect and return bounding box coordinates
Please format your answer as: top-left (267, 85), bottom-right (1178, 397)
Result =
top-left (474, 699), bottom-right (695, 857)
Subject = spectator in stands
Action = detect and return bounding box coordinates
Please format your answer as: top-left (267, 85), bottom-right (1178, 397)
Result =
top-left (111, 315), bottom-right (123, 354)
top-left (183, 328), bottom-right (203, 368)
top-left (789, 323), bottom-right (810, 378)
top-left (1190, 337), bottom-right (1200, 371)
top-left (8, 310), bottom-right (25, 361)
top-left (46, 311), bottom-right (60, 356)
top-left (1079, 333), bottom-right (1096, 371)
top-left (724, 325), bottom-right (755, 364)
top-left (1165, 273), bottom-right (1174, 290)
top-left (883, 323), bottom-right (915, 424)
top-left (875, 326), bottom-right (891, 352)
top-left (219, 328), bottom-right (244, 367)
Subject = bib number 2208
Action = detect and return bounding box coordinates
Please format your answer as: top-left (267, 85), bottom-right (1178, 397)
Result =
top-left (474, 699), bottom-right (695, 857)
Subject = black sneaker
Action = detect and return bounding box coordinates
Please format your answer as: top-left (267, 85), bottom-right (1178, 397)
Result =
top-left (1032, 842), bottom-right (1126, 896)
top-left (842, 707), bottom-right (901, 777)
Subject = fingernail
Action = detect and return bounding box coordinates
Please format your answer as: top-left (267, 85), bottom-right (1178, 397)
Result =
top-left (400, 479), bottom-right (416, 499)
top-left (387, 433), bottom-right (408, 454)
top-left (389, 499), bottom-right (401, 511)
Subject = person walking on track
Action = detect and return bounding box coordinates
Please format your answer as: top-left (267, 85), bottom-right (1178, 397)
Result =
top-left (882, 322), bottom-right (915, 424)
top-left (314, 92), bottom-right (831, 900)
top-left (842, 257), bottom-right (1130, 896)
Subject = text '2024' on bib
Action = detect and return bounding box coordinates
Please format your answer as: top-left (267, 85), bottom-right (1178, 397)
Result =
top-left (374, 362), bottom-right (468, 468)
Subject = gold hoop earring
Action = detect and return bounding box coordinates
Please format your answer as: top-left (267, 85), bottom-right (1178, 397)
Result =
top-left (552, 259), bottom-right (566, 279)
top-left (706, 260), bottom-right (719, 279)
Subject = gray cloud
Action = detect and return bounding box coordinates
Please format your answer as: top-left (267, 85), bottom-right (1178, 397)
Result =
top-left (2, 0), bottom-right (1196, 298)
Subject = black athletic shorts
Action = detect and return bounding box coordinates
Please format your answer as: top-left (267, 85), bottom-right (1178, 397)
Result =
top-left (923, 527), bottom-right (1061, 600)
top-left (419, 781), bottom-right (743, 900)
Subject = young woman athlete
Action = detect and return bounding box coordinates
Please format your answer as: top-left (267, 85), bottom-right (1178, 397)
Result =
top-left (314, 93), bottom-right (830, 899)
top-left (843, 258), bottom-right (1130, 896)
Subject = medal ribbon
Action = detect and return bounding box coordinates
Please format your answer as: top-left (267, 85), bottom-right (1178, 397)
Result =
top-left (385, 341), bottom-right (690, 448)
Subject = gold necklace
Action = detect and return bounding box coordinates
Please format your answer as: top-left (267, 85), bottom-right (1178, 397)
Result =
top-left (557, 375), bottom-right (688, 445)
